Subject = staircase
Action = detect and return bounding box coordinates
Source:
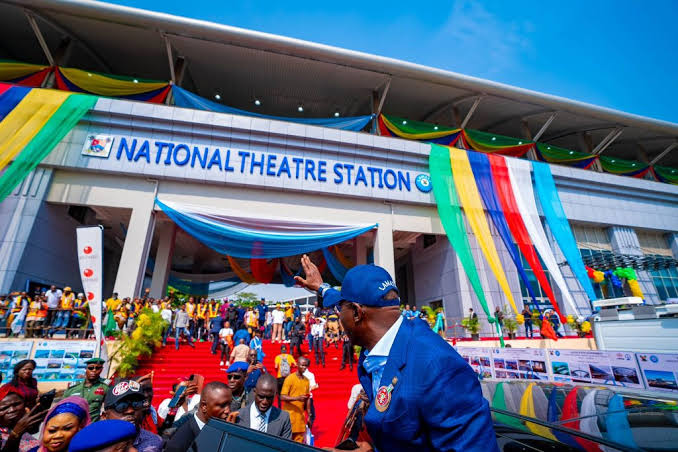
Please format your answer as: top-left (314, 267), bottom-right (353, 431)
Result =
top-left (136, 336), bottom-right (358, 447)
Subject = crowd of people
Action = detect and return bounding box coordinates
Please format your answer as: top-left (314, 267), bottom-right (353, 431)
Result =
top-left (0, 349), bottom-right (319, 451)
top-left (0, 287), bottom-right (92, 339)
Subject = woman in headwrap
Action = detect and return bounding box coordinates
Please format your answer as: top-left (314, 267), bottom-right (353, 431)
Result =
top-left (0, 385), bottom-right (44, 452)
top-left (4, 360), bottom-right (39, 409)
top-left (32, 396), bottom-right (90, 452)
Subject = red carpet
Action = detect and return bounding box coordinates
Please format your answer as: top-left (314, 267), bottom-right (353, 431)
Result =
top-left (136, 337), bottom-right (358, 447)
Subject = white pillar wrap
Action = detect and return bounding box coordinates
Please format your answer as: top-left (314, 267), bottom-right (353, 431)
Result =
top-left (150, 222), bottom-right (176, 298)
top-left (373, 219), bottom-right (395, 281)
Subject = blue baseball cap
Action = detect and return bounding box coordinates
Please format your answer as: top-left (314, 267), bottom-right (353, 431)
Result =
top-left (69, 419), bottom-right (136, 452)
top-left (323, 264), bottom-right (399, 309)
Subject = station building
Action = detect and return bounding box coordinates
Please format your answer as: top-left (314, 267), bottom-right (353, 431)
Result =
top-left (1, 0), bottom-right (677, 334)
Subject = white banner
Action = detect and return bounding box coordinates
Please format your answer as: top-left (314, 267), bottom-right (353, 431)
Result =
top-left (548, 349), bottom-right (643, 389)
top-left (492, 347), bottom-right (550, 381)
top-left (636, 352), bottom-right (678, 393)
top-left (76, 226), bottom-right (103, 351)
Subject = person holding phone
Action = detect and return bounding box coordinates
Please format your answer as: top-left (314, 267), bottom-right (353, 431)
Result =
top-left (0, 385), bottom-right (46, 451)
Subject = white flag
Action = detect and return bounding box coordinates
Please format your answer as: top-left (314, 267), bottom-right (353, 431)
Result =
top-left (76, 226), bottom-right (103, 350)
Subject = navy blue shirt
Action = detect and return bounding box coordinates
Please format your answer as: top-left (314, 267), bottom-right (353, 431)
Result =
top-left (257, 305), bottom-right (268, 324)
top-left (209, 317), bottom-right (223, 333)
top-left (233, 328), bottom-right (250, 346)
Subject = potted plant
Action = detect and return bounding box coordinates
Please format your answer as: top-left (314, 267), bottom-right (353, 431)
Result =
top-left (503, 316), bottom-right (518, 339)
top-left (461, 315), bottom-right (481, 340)
top-left (566, 315), bottom-right (593, 337)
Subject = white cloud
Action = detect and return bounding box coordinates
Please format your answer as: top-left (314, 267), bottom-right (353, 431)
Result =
top-left (434, 1), bottom-right (535, 76)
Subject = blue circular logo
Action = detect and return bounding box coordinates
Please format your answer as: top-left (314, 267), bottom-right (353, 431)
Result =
top-left (650, 355), bottom-right (658, 363)
top-left (415, 174), bottom-right (432, 193)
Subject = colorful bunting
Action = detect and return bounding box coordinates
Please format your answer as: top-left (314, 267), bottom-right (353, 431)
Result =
top-left (429, 144), bottom-right (504, 345)
top-left (0, 83), bottom-right (97, 202)
top-left (534, 143), bottom-right (598, 169)
top-left (0, 60), bottom-right (51, 87)
top-left (468, 151), bottom-right (542, 310)
top-left (378, 114), bottom-right (461, 144)
top-left (652, 165), bottom-right (678, 184)
top-left (250, 258), bottom-right (279, 284)
top-left (505, 158), bottom-right (575, 321)
top-left (599, 155), bottom-right (651, 178)
top-left (55, 67), bottom-right (170, 103)
top-left (448, 146), bottom-right (520, 315)
top-left (226, 255), bottom-right (257, 284)
top-left (460, 129), bottom-right (533, 157)
top-left (533, 162), bottom-right (598, 304)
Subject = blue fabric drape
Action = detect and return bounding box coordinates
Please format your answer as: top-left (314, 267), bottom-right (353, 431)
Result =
top-left (156, 199), bottom-right (376, 259)
top-left (468, 151), bottom-right (541, 310)
top-left (172, 86), bottom-right (374, 132)
top-left (546, 389), bottom-right (582, 449)
top-left (279, 260), bottom-right (300, 287)
top-left (321, 247), bottom-right (349, 282)
top-left (604, 394), bottom-right (638, 449)
top-left (0, 85), bottom-right (30, 121)
top-left (532, 162), bottom-right (597, 303)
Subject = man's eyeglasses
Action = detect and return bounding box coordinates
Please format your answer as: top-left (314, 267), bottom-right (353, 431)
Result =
top-left (227, 374), bottom-right (243, 380)
top-left (110, 399), bottom-right (146, 413)
top-left (87, 366), bottom-right (103, 371)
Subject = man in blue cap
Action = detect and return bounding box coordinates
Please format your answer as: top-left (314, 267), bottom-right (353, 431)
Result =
top-left (69, 419), bottom-right (137, 452)
top-left (295, 255), bottom-right (498, 452)
top-left (226, 361), bottom-right (250, 412)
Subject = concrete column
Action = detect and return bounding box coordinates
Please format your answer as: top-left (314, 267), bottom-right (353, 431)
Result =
top-left (667, 233), bottom-right (678, 260)
top-left (355, 235), bottom-right (368, 266)
top-left (149, 222), bottom-right (176, 298)
top-left (373, 218), bottom-right (395, 280)
top-left (0, 168), bottom-right (53, 293)
top-left (113, 198), bottom-right (156, 298)
top-left (608, 226), bottom-right (643, 256)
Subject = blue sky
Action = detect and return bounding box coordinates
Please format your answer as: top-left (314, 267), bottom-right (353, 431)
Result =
top-left (110, 0), bottom-right (677, 124)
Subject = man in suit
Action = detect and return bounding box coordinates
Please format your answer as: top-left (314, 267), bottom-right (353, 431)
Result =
top-left (295, 256), bottom-right (499, 452)
top-left (238, 373), bottom-right (292, 439)
top-left (166, 381), bottom-right (237, 452)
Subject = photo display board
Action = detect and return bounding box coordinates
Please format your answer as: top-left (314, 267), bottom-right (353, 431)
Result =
top-left (0, 341), bottom-right (34, 379)
top-left (492, 347), bottom-right (550, 381)
top-left (547, 349), bottom-right (644, 389)
top-left (636, 352), bottom-right (678, 393)
top-left (456, 347), bottom-right (494, 379)
top-left (33, 340), bottom-right (96, 382)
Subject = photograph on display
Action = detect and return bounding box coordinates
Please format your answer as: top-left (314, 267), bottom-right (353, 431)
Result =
top-left (33, 341), bottom-right (97, 382)
top-left (612, 367), bottom-right (640, 385)
top-left (34, 350), bottom-right (50, 359)
top-left (644, 370), bottom-right (678, 391)
top-left (589, 364), bottom-right (614, 382)
top-left (518, 360), bottom-right (532, 372)
top-left (552, 361), bottom-right (570, 376)
top-left (494, 359), bottom-right (505, 369)
top-left (495, 371), bottom-right (507, 378)
top-left (471, 357), bottom-right (480, 366)
top-left (569, 363), bottom-right (591, 382)
top-left (480, 357), bottom-right (491, 367)
top-left (532, 361), bottom-right (547, 373)
top-left (507, 372), bottom-right (520, 379)
top-left (506, 360), bottom-right (518, 370)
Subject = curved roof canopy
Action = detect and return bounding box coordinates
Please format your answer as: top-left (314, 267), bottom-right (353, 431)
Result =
top-left (2, 0), bottom-right (677, 165)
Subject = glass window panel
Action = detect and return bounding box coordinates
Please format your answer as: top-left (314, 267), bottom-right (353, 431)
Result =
top-left (667, 285), bottom-right (678, 299)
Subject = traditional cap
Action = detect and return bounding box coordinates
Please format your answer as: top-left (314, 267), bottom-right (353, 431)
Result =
top-left (68, 419), bottom-right (136, 452)
top-left (103, 379), bottom-right (143, 408)
top-left (84, 358), bottom-right (105, 365)
top-left (227, 362), bottom-right (249, 373)
top-left (322, 264), bottom-right (399, 309)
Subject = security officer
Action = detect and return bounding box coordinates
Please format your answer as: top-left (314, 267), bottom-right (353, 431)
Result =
top-left (63, 357), bottom-right (109, 421)
top-left (69, 419), bottom-right (137, 452)
top-left (295, 255), bottom-right (498, 452)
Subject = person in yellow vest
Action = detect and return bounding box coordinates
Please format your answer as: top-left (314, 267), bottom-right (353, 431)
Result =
top-left (114, 297), bottom-right (129, 331)
top-left (185, 297), bottom-right (197, 339)
top-left (196, 298), bottom-right (208, 341)
top-left (49, 287), bottom-right (74, 337)
top-left (69, 293), bottom-right (90, 339)
top-left (25, 295), bottom-right (47, 338)
top-left (208, 299), bottom-right (219, 320)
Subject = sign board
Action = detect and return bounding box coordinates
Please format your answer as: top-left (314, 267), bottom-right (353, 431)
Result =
top-left (33, 340), bottom-right (96, 382)
top-left (636, 352), bottom-right (678, 393)
top-left (0, 341), bottom-right (34, 378)
top-left (548, 349), bottom-right (643, 389)
top-left (492, 347), bottom-right (550, 381)
top-left (456, 347), bottom-right (494, 379)
top-left (81, 135), bottom-right (114, 158)
top-left (76, 226), bottom-right (103, 349)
